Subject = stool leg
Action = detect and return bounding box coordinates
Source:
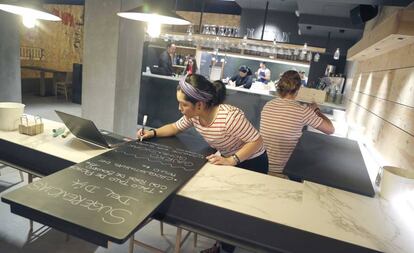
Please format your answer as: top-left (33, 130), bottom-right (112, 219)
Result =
top-left (129, 235), bottom-right (134, 253)
top-left (174, 228), bottom-right (182, 253)
top-left (160, 221), bottom-right (164, 236)
top-left (28, 173), bottom-right (33, 231)
top-left (193, 233), bottom-right (198, 247)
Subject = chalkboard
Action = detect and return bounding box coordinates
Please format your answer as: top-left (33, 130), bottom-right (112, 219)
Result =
top-left (284, 131), bottom-right (375, 197)
top-left (2, 139), bottom-right (207, 243)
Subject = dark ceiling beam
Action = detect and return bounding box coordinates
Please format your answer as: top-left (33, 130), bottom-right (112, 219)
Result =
top-left (298, 0), bottom-right (375, 4)
top-left (378, 0), bottom-right (414, 6)
top-left (299, 14), bottom-right (364, 30)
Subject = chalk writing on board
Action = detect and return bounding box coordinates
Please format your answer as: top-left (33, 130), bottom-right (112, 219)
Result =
top-left (103, 188), bottom-right (139, 206)
top-left (70, 165), bottom-right (170, 194)
top-left (27, 181), bottom-right (132, 225)
top-left (71, 164), bottom-right (175, 182)
top-left (113, 149), bottom-right (195, 171)
top-left (72, 179), bottom-right (100, 193)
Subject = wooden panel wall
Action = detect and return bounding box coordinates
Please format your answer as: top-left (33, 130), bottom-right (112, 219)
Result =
top-left (347, 41), bottom-right (414, 172)
top-left (20, 4), bottom-right (84, 78)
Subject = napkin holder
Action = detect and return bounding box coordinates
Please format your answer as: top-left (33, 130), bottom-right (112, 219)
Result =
top-left (19, 115), bottom-right (44, 136)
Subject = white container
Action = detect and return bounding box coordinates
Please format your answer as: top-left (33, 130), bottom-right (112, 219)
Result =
top-left (380, 166), bottom-right (414, 201)
top-left (0, 102), bottom-right (25, 131)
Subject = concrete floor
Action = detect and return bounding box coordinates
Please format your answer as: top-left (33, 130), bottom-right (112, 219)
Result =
top-left (0, 94), bottom-right (252, 253)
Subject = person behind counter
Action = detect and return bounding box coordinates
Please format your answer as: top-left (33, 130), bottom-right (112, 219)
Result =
top-left (158, 42), bottom-right (176, 76)
top-left (255, 61), bottom-right (271, 84)
top-left (183, 56), bottom-right (198, 75)
top-left (260, 70), bottom-right (334, 178)
top-left (228, 65), bottom-right (253, 89)
top-left (299, 71), bottom-right (308, 87)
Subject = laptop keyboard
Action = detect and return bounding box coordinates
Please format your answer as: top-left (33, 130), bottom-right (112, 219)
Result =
top-left (103, 135), bottom-right (125, 145)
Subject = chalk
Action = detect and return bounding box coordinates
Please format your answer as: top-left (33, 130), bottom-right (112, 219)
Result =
top-left (61, 131), bottom-right (70, 138)
top-left (53, 127), bottom-right (65, 137)
top-left (140, 115), bottom-right (148, 142)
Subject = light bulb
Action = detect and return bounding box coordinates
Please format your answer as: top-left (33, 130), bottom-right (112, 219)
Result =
top-left (334, 48), bottom-right (340, 60)
top-left (314, 53), bottom-right (320, 62)
top-left (22, 16), bottom-right (36, 28)
top-left (147, 22), bottom-right (161, 38)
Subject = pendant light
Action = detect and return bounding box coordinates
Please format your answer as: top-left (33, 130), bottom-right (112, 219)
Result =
top-left (334, 48), bottom-right (340, 60)
top-left (117, 2), bottom-right (190, 25)
top-left (0, 1), bottom-right (61, 28)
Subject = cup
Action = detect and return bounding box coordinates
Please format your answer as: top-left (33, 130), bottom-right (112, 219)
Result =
top-left (380, 166), bottom-right (414, 201)
top-left (0, 102), bottom-right (25, 131)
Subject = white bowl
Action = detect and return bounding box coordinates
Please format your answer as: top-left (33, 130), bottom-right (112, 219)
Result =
top-left (0, 102), bottom-right (25, 131)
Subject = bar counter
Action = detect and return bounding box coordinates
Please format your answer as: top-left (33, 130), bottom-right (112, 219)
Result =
top-left (138, 73), bottom-right (345, 131)
top-left (1, 118), bottom-right (413, 253)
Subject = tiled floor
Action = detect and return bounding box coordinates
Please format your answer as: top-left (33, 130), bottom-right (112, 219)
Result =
top-left (0, 94), bottom-right (252, 253)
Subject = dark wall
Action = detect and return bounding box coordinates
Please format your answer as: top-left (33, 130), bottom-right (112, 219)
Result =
top-left (240, 9), bottom-right (359, 84)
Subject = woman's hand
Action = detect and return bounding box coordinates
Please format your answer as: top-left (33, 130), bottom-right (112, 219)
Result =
top-left (206, 154), bottom-right (236, 166)
top-left (136, 128), bottom-right (154, 140)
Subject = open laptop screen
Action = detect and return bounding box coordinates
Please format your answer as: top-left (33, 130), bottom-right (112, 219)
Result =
top-left (55, 110), bottom-right (110, 148)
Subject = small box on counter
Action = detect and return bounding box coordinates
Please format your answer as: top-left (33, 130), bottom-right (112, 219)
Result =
top-left (296, 87), bottom-right (326, 104)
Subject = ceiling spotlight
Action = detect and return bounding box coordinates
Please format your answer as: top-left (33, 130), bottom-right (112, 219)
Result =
top-left (334, 48), bottom-right (340, 60)
top-left (295, 10), bottom-right (300, 17)
top-left (306, 26), bottom-right (312, 30)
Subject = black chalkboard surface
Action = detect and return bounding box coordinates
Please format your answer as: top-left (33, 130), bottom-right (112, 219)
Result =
top-left (284, 131), bottom-right (375, 197)
top-left (2, 138), bottom-right (208, 244)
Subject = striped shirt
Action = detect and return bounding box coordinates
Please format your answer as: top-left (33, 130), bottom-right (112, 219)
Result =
top-left (175, 104), bottom-right (265, 159)
top-left (260, 98), bottom-right (323, 173)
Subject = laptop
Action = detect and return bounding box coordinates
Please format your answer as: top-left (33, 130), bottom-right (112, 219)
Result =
top-left (55, 110), bottom-right (128, 148)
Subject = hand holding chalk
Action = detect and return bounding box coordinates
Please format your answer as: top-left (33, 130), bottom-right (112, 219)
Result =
top-left (139, 115), bottom-right (148, 142)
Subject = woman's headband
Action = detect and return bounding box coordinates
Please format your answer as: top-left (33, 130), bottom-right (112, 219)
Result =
top-left (179, 76), bottom-right (213, 102)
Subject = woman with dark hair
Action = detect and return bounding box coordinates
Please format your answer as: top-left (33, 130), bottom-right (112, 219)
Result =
top-left (183, 56), bottom-right (198, 75)
top-left (260, 70), bottom-right (334, 178)
top-left (138, 74), bottom-right (268, 172)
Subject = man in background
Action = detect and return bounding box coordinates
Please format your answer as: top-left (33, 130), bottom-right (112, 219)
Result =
top-left (255, 62), bottom-right (271, 84)
top-left (158, 43), bottom-right (176, 76)
top-left (229, 65), bottom-right (253, 89)
top-left (299, 71), bottom-right (308, 86)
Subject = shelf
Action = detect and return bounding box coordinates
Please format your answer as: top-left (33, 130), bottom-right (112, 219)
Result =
top-left (210, 51), bottom-right (311, 68)
top-left (176, 45), bottom-right (197, 50)
top-left (173, 65), bottom-right (186, 68)
top-left (347, 9), bottom-right (414, 61)
top-left (162, 32), bottom-right (326, 54)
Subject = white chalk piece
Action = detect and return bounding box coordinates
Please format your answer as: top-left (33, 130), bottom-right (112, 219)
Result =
top-left (380, 166), bottom-right (414, 201)
top-left (140, 115), bottom-right (148, 142)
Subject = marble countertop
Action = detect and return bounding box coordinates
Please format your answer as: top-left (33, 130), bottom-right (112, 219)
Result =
top-left (0, 117), bottom-right (108, 163)
top-left (2, 118), bottom-right (413, 253)
top-left (178, 163), bottom-right (414, 253)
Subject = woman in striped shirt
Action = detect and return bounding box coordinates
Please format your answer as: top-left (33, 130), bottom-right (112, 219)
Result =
top-left (260, 70), bottom-right (334, 177)
top-left (137, 74), bottom-right (268, 174)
